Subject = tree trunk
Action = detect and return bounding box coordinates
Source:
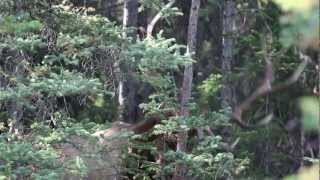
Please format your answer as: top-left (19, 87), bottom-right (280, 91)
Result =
top-left (318, 54), bottom-right (320, 160)
top-left (173, 0), bottom-right (201, 179)
top-left (8, 60), bottom-right (25, 136)
top-left (122, 0), bottom-right (138, 37)
top-left (221, 0), bottom-right (237, 108)
top-left (118, 0), bottom-right (138, 122)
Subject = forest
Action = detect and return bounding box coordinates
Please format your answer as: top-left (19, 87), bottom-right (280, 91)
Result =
top-left (0, 0), bottom-right (319, 179)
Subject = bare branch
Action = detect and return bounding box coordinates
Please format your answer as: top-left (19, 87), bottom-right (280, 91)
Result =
top-left (146, 0), bottom-right (176, 38)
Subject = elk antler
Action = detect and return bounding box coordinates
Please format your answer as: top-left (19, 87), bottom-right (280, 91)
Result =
top-left (232, 51), bottom-right (310, 129)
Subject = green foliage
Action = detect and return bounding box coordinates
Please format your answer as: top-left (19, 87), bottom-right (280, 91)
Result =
top-left (198, 74), bottom-right (222, 95)
top-left (128, 102), bottom-right (246, 179)
top-left (162, 144), bottom-right (249, 179)
top-left (0, 16), bottom-right (42, 34)
top-left (139, 0), bottom-right (183, 17)
top-left (299, 96), bottom-right (320, 132)
top-left (197, 73), bottom-right (223, 109)
top-left (0, 135), bottom-right (62, 179)
top-left (0, 1), bottom-right (196, 178)
top-left (0, 119), bottom-right (110, 179)
top-left (280, 9), bottom-right (319, 48)
top-left (272, 0), bottom-right (319, 49)
top-left (284, 163), bottom-right (319, 180)
top-left (0, 70), bottom-right (102, 100)
top-left (0, 0), bottom-right (317, 179)
top-left (125, 32), bottom-right (192, 89)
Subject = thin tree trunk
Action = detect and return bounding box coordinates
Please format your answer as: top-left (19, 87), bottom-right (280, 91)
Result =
top-left (318, 54), bottom-right (320, 160)
top-left (123, 0), bottom-right (138, 37)
top-left (300, 126), bottom-right (305, 167)
top-left (8, 103), bottom-right (23, 136)
top-left (9, 61), bottom-right (24, 136)
top-left (118, 0), bottom-right (138, 122)
top-left (173, 0), bottom-right (201, 179)
top-left (221, 0), bottom-right (237, 108)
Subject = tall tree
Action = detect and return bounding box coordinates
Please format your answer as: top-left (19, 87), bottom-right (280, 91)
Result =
top-left (122, 0), bottom-right (138, 37)
top-left (173, 0), bottom-right (201, 179)
top-left (221, 0), bottom-right (237, 108)
top-left (118, 0), bottom-right (139, 122)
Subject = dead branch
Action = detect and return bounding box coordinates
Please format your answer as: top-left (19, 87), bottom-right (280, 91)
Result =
top-left (146, 0), bottom-right (176, 38)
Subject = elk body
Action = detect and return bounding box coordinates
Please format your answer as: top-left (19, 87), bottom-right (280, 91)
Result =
top-left (55, 52), bottom-right (308, 179)
top-left (57, 122), bottom-right (129, 180)
top-left (56, 111), bottom-right (174, 180)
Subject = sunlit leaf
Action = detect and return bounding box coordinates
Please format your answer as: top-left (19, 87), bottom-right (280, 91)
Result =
top-left (299, 97), bottom-right (320, 131)
top-left (284, 164), bottom-right (319, 180)
top-left (273, 0), bottom-right (318, 12)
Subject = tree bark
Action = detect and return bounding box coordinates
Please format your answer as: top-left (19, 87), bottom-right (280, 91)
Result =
top-left (173, 0), bottom-right (201, 179)
top-left (118, 0), bottom-right (138, 122)
top-left (8, 59), bottom-right (25, 136)
top-left (221, 0), bottom-right (237, 108)
top-left (122, 0), bottom-right (138, 37)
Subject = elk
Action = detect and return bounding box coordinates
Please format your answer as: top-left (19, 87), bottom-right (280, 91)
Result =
top-left (57, 110), bottom-right (176, 180)
top-left (58, 52), bottom-right (309, 179)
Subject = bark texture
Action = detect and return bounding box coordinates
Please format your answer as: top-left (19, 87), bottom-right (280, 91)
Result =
top-left (118, 0), bottom-right (139, 123)
top-left (174, 0), bottom-right (201, 179)
top-left (122, 0), bottom-right (138, 37)
top-left (221, 0), bottom-right (237, 108)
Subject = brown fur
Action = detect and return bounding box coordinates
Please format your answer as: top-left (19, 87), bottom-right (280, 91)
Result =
top-left (57, 110), bottom-right (176, 179)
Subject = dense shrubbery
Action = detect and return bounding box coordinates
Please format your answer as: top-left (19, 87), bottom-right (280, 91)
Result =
top-left (0, 0), bottom-right (318, 179)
